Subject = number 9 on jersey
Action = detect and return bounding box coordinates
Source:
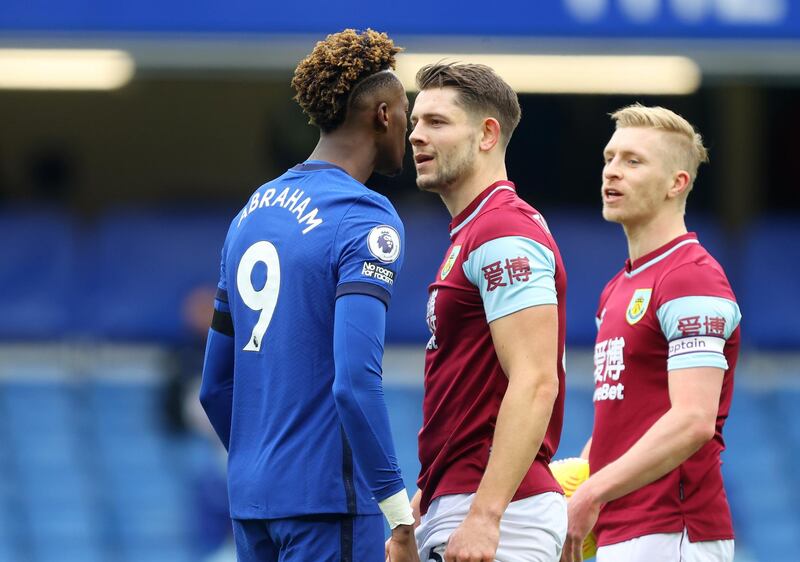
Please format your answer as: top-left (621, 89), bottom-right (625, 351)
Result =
top-left (236, 241), bottom-right (281, 352)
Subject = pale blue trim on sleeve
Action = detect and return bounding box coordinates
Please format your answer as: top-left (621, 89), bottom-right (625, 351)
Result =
top-left (668, 351), bottom-right (729, 372)
top-left (463, 236), bottom-right (557, 323)
top-left (657, 296), bottom-right (741, 371)
top-left (657, 296), bottom-right (741, 341)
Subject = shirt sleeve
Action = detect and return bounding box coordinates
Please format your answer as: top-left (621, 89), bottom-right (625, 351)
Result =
top-left (199, 245), bottom-right (235, 450)
top-left (332, 292), bottom-right (406, 502)
top-left (655, 260), bottom-right (742, 371)
top-left (334, 195), bottom-right (405, 308)
top-left (657, 296), bottom-right (741, 371)
top-left (462, 235), bottom-right (557, 323)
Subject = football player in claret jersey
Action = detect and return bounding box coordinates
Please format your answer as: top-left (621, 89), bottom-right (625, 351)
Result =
top-left (199, 29), bottom-right (420, 562)
top-left (409, 63), bottom-right (568, 562)
top-left (561, 105), bottom-right (741, 562)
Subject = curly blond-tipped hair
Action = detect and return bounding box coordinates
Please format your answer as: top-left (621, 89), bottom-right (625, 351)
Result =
top-left (611, 103), bottom-right (709, 188)
top-left (291, 29), bottom-right (402, 132)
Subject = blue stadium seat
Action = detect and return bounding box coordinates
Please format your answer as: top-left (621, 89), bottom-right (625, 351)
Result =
top-left (723, 389), bottom-right (800, 561)
top-left (31, 541), bottom-right (107, 562)
top-left (77, 207), bottom-right (235, 341)
top-left (119, 543), bottom-right (195, 562)
top-left (0, 503), bottom-right (22, 542)
top-left (86, 379), bottom-right (164, 435)
top-left (0, 207), bottom-right (76, 339)
top-left (113, 504), bottom-right (188, 544)
top-left (26, 501), bottom-right (101, 543)
top-left (106, 471), bottom-right (185, 507)
top-left (771, 389), bottom-right (800, 465)
top-left (18, 467), bottom-right (91, 505)
top-left (1, 380), bottom-right (74, 408)
top-left (544, 211), bottom-right (628, 345)
top-left (385, 386), bottom-right (424, 492)
top-left (0, 540), bottom-right (21, 561)
top-left (559, 387), bottom-right (594, 458)
top-left (740, 217), bottom-right (800, 348)
top-left (745, 515), bottom-right (799, 562)
top-left (387, 203), bottom-right (452, 343)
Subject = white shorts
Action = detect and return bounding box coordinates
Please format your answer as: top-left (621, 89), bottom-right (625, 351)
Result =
top-left (596, 528), bottom-right (734, 562)
top-left (415, 492), bottom-right (567, 562)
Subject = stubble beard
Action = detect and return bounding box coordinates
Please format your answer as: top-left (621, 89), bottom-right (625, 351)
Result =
top-left (416, 138), bottom-right (478, 193)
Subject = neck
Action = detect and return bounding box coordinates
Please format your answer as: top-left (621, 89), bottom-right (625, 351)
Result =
top-left (623, 211), bottom-right (688, 262)
top-left (440, 158), bottom-right (508, 218)
top-left (308, 127), bottom-right (376, 184)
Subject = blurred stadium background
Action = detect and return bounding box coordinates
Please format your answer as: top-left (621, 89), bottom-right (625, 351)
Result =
top-left (0, 1), bottom-right (798, 561)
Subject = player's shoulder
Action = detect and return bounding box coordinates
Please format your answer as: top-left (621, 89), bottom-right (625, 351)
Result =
top-left (356, 189), bottom-right (399, 216)
top-left (467, 196), bottom-right (553, 250)
top-left (655, 242), bottom-right (735, 303)
top-left (288, 165), bottom-right (400, 228)
top-left (340, 188), bottom-right (403, 231)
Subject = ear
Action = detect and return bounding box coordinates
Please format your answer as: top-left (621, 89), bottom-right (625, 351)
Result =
top-left (667, 170), bottom-right (691, 200)
top-left (374, 102), bottom-right (390, 132)
top-left (479, 117), bottom-right (502, 152)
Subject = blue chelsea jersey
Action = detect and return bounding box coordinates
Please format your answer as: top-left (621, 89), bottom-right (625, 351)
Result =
top-left (218, 162), bottom-right (404, 519)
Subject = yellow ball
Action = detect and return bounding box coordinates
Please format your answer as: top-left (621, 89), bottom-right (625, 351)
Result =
top-left (550, 457), bottom-right (598, 560)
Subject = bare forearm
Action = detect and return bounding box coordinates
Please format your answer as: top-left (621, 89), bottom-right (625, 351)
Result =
top-left (587, 408), bottom-right (712, 505)
top-left (471, 375), bottom-right (558, 518)
top-left (580, 437), bottom-right (592, 461)
top-left (411, 489), bottom-right (421, 526)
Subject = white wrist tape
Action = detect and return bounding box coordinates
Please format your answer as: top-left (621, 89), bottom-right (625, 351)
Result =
top-left (379, 489), bottom-right (415, 529)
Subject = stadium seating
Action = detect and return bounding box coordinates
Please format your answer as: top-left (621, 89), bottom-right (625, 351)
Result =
top-left (78, 207), bottom-right (235, 341)
top-left (0, 208), bottom-right (76, 340)
top-left (0, 205), bottom-right (796, 347)
top-left (739, 217), bottom-right (800, 348)
top-left (0, 351), bottom-right (797, 561)
top-left (0, 205), bottom-right (797, 560)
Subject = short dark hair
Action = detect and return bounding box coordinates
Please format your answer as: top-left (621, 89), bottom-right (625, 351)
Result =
top-left (292, 29), bottom-right (402, 133)
top-left (416, 62), bottom-right (521, 146)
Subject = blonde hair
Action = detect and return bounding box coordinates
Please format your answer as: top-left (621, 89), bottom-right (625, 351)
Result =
top-left (611, 103), bottom-right (708, 189)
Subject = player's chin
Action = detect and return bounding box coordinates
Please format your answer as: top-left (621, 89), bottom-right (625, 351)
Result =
top-left (415, 175), bottom-right (440, 193)
top-left (601, 206), bottom-right (625, 224)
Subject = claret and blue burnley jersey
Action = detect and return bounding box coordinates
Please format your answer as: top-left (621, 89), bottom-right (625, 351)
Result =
top-left (590, 233), bottom-right (741, 546)
top-left (418, 181), bottom-right (567, 515)
top-left (204, 162), bottom-right (405, 520)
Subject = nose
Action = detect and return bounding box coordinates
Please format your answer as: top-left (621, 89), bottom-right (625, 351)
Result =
top-left (603, 157), bottom-right (622, 180)
top-left (409, 122), bottom-right (425, 145)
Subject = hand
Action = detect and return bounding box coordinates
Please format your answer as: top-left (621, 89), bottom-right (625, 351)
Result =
top-left (444, 512), bottom-right (500, 562)
top-left (560, 485), bottom-right (601, 562)
top-left (386, 524), bottom-right (420, 562)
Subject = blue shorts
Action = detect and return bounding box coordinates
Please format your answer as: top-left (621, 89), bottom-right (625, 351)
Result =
top-left (232, 513), bottom-right (384, 562)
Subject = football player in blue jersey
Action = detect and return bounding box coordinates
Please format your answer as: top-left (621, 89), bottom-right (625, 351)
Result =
top-left (199, 29), bottom-right (419, 562)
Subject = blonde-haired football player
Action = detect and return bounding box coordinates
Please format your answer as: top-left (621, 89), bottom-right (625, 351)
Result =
top-left (562, 104), bottom-right (740, 562)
